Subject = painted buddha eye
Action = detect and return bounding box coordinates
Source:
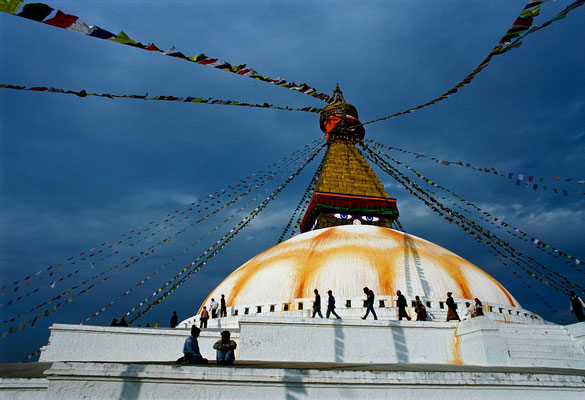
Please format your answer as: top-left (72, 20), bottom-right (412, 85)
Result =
top-left (361, 216), bottom-right (380, 222)
top-left (333, 213), bottom-right (353, 220)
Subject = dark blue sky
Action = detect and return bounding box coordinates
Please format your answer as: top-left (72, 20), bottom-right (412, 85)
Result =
top-left (1, 1), bottom-right (584, 362)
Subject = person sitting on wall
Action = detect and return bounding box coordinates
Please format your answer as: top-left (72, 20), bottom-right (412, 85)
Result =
top-left (213, 330), bottom-right (237, 365)
top-left (110, 318), bottom-right (118, 326)
top-left (118, 317), bottom-right (128, 327)
top-left (177, 325), bottom-right (208, 364)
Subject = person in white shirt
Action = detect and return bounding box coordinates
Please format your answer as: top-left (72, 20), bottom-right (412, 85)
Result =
top-left (210, 298), bottom-right (219, 319)
top-left (462, 301), bottom-right (477, 321)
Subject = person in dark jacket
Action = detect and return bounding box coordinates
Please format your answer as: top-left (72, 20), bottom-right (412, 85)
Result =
top-left (445, 292), bottom-right (460, 322)
top-left (213, 330), bottom-right (237, 365)
top-left (170, 311), bottom-right (179, 328)
top-left (326, 290), bottom-right (341, 319)
top-left (312, 289), bottom-right (323, 318)
top-left (474, 298), bottom-right (484, 316)
top-left (177, 325), bottom-right (208, 364)
top-left (570, 291), bottom-right (585, 322)
top-left (220, 294), bottom-right (227, 318)
top-left (414, 295), bottom-right (427, 321)
top-left (396, 290), bottom-right (411, 321)
top-left (362, 287), bottom-right (377, 320)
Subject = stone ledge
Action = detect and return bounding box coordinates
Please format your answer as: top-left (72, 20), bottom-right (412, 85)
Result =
top-left (44, 361), bottom-right (585, 387)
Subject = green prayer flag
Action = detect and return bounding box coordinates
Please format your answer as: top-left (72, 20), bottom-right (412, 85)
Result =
top-left (0, 0), bottom-right (22, 14)
top-left (520, 5), bottom-right (541, 18)
top-left (109, 31), bottom-right (136, 45)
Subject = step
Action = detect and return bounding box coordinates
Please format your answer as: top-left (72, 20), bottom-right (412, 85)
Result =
top-left (498, 327), bottom-right (568, 336)
top-left (505, 337), bottom-right (582, 349)
top-left (509, 350), bottom-right (585, 362)
top-left (510, 357), bottom-right (585, 369)
top-left (507, 343), bottom-right (585, 356)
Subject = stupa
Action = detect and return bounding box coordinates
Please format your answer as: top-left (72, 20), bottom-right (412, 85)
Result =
top-left (3, 89), bottom-right (584, 399)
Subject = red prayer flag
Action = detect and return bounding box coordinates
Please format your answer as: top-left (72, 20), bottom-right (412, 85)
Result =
top-left (43, 10), bottom-right (78, 28)
top-left (145, 43), bottom-right (162, 52)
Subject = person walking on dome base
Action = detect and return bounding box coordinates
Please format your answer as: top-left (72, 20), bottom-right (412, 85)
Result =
top-left (312, 289), bottom-right (323, 318)
top-left (220, 294), bottom-right (227, 318)
top-left (569, 291), bottom-right (585, 322)
top-left (200, 306), bottom-right (209, 329)
top-left (362, 287), bottom-right (377, 320)
top-left (170, 311), bottom-right (179, 328)
top-left (177, 325), bottom-right (208, 365)
top-left (462, 301), bottom-right (476, 321)
top-left (474, 298), bottom-right (484, 316)
top-left (326, 290), bottom-right (341, 319)
top-left (213, 330), bottom-right (237, 365)
top-left (445, 292), bottom-right (460, 322)
top-left (396, 290), bottom-right (411, 321)
top-left (414, 295), bottom-right (427, 321)
top-left (210, 298), bottom-right (219, 319)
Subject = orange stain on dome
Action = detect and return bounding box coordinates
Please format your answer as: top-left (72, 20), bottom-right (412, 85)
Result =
top-left (201, 226), bottom-right (518, 312)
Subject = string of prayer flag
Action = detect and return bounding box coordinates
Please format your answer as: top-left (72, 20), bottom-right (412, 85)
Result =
top-left (82, 183), bottom-right (278, 324)
top-left (276, 155), bottom-right (325, 244)
top-left (0, 83), bottom-right (322, 114)
top-left (1, 2), bottom-right (332, 102)
top-left (362, 0), bottom-right (584, 126)
top-left (0, 141), bottom-right (324, 328)
top-left (124, 143), bottom-right (326, 323)
top-left (361, 142), bottom-right (584, 295)
top-left (0, 138), bottom-right (323, 300)
top-left (367, 140), bottom-right (585, 196)
top-left (368, 139), bottom-right (585, 273)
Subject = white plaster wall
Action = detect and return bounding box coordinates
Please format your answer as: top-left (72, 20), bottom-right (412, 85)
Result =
top-left (0, 379), bottom-right (47, 400)
top-left (39, 324), bottom-right (239, 362)
top-left (456, 317), bottom-right (511, 366)
top-left (567, 322), bottom-right (585, 348)
top-left (43, 361), bottom-right (585, 400)
top-left (237, 316), bottom-right (459, 364)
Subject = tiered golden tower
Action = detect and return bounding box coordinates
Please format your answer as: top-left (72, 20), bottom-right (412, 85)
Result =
top-left (300, 86), bottom-right (399, 232)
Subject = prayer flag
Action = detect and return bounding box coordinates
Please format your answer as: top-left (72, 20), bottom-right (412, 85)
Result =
top-left (68, 20), bottom-right (91, 34)
top-left (145, 43), bottom-right (162, 52)
top-left (43, 10), bottom-right (77, 28)
top-left (0, 0), bottom-right (22, 14)
top-left (89, 26), bottom-right (115, 39)
top-left (109, 30), bottom-right (135, 45)
top-left (521, 5), bottom-right (541, 17)
top-left (17, 2), bottom-right (53, 21)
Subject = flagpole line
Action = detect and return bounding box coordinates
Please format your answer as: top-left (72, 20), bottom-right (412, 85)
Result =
top-left (0, 138), bottom-right (323, 304)
top-left (0, 2), bottom-right (332, 103)
top-left (125, 144), bottom-right (326, 323)
top-left (360, 142), bottom-right (583, 295)
top-left (0, 141), bottom-right (324, 330)
top-left (368, 138), bottom-right (585, 274)
top-left (0, 84), bottom-right (323, 114)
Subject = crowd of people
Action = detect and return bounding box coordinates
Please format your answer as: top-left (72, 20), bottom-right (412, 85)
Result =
top-left (309, 287), bottom-right (485, 322)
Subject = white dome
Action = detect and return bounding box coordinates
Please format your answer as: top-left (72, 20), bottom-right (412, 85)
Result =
top-left (202, 225), bottom-right (518, 309)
